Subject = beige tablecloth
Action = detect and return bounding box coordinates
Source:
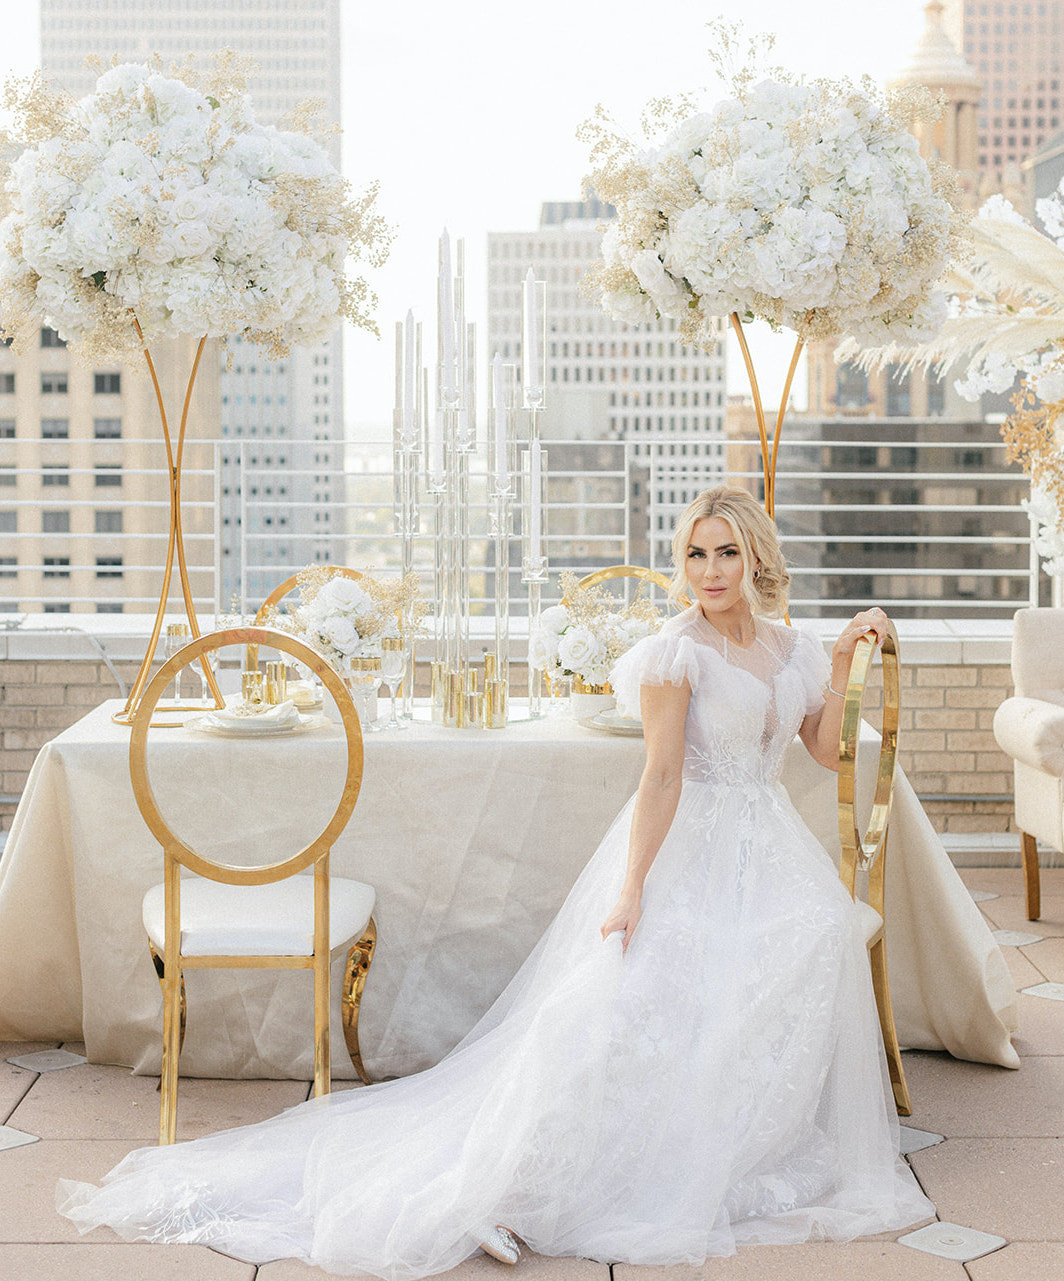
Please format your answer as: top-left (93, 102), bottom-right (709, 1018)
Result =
top-left (0, 699), bottom-right (1019, 1078)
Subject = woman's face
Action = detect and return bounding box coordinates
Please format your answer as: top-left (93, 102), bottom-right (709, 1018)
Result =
top-left (685, 516), bottom-right (752, 618)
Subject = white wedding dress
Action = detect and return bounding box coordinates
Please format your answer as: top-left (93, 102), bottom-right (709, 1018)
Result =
top-left (58, 608), bottom-right (933, 1277)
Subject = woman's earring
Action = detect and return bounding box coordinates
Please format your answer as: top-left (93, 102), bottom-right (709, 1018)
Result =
top-left (753, 567), bottom-right (761, 581)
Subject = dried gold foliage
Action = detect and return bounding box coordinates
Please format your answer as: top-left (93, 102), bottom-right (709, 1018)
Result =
top-left (1003, 378), bottom-right (1064, 509)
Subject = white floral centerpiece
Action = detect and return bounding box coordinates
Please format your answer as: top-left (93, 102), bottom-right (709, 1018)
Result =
top-left (529, 572), bottom-right (664, 707)
top-left (581, 24), bottom-right (965, 350)
top-left (845, 191), bottom-right (1064, 584)
top-left (0, 52), bottom-right (390, 359)
top-left (263, 567), bottom-right (423, 681)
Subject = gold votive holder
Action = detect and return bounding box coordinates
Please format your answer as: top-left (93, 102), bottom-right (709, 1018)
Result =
top-left (264, 660), bottom-right (287, 705)
top-left (484, 652), bottom-right (497, 686)
top-left (486, 678), bottom-right (508, 728)
top-left (241, 669), bottom-right (264, 709)
top-left (448, 671), bottom-right (466, 728)
top-left (467, 690), bottom-right (482, 728)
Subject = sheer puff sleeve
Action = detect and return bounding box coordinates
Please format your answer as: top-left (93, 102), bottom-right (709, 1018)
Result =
top-left (792, 627), bottom-right (832, 716)
top-left (609, 631), bottom-right (701, 718)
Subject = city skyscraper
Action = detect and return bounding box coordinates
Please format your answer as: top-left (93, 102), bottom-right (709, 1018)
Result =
top-left (487, 200), bottom-right (728, 567)
top-left (942, 0), bottom-right (1064, 198)
top-left (39, 0), bottom-right (344, 607)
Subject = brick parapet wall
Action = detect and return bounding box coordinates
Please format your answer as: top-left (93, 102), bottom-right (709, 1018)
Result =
top-left (0, 653), bottom-right (1020, 842)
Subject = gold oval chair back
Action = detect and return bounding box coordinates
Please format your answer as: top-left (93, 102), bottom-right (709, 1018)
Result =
top-left (247, 566), bottom-right (365, 672)
top-left (577, 564), bottom-right (678, 600)
top-left (836, 621), bottom-right (910, 1116)
top-left (130, 626), bottom-right (377, 1144)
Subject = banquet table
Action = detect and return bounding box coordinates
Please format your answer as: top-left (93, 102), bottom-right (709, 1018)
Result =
top-left (0, 698), bottom-right (1019, 1079)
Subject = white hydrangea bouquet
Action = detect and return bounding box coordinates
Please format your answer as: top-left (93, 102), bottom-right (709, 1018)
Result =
top-left (529, 571), bottom-right (663, 691)
top-left (264, 567), bottom-right (423, 680)
top-left (0, 52), bottom-right (390, 359)
top-left (581, 23), bottom-right (965, 350)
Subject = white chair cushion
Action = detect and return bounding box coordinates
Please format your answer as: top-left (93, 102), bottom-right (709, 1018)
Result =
top-left (853, 899), bottom-right (884, 946)
top-left (142, 877), bottom-right (375, 958)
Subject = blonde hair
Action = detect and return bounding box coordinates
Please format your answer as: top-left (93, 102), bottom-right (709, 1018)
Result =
top-left (669, 486), bottom-right (790, 618)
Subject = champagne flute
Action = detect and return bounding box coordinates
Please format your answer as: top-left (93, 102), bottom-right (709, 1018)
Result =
top-left (380, 637), bottom-right (406, 731)
top-left (348, 657), bottom-right (383, 731)
top-left (165, 622), bottom-right (189, 704)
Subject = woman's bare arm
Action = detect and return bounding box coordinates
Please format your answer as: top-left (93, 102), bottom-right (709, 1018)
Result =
top-left (600, 680), bottom-right (690, 951)
top-left (799, 607), bottom-right (890, 771)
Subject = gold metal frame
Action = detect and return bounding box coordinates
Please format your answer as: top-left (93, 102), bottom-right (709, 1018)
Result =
top-left (836, 622), bottom-right (911, 1115)
top-left (114, 328), bottom-right (225, 726)
top-left (130, 626), bottom-right (375, 1144)
top-left (577, 565), bottom-right (692, 608)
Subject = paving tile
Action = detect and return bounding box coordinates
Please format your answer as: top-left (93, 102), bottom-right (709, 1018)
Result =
top-left (955, 869), bottom-right (1047, 896)
top-left (0, 1139), bottom-right (142, 1243)
top-left (897, 1221), bottom-right (1006, 1262)
top-left (966, 1241), bottom-right (1064, 1279)
top-left (979, 896), bottom-right (1064, 938)
top-left (908, 1136), bottom-right (1064, 1241)
top-left (0, 1242), bottom-right (255, 1279)
top-left (0, 1059), bottom-right (40, 1123)
top-left (259, 1249), bottom-right (606, 1280)
top-left (903, 1052), bottom-right (1064, 1137)
top-left (997, 944), bottom-right (1046, 989)
top-left (613, 1242), bottom-right (965, 1278)
top-left (1011, 992), bottom-right (1064, 1056)
top-left (7, 1061), bottom-right (308, 1141)
top-left (1020, 936), bottom-right (1064, 982)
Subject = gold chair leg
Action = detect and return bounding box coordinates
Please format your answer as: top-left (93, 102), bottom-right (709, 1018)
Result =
top-left (341, 918), bottom-right (377, 1086)
top-left (1021, 830), bottom-right (1041, 921)
top-left (149, 943), bottom-right (187, 1057)
top-left (158, 956), bottom-right (183, 1145)
top-left (867, 935), bottom-right (911, 1116)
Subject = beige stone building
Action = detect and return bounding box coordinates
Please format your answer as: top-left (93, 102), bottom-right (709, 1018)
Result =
top-left (0, 331), bottom-right (219, 614)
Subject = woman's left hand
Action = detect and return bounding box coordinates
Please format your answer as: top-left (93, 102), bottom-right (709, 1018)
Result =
top-left (833, 606), bottom-right (890, 666)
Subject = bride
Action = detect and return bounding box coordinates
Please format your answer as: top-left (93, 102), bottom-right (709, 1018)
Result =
top-left (58, 485), bottom-right (934, 1277)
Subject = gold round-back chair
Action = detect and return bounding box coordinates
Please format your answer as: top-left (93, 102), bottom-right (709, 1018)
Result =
top-left (130, 626), bottom-right (377, 1144)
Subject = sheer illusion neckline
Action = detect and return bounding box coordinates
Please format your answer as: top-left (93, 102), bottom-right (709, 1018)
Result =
top-left (688, 611), bottom-right (793, 691)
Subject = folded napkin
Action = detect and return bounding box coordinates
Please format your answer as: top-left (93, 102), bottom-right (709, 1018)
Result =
top-left (206, 699), bottom-right (299, 730)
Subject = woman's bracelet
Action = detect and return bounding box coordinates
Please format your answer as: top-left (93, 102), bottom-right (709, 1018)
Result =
top-left (828, 683), bottom-right (846, 698)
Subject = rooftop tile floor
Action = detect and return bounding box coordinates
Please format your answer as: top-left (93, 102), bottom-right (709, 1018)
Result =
top-left (2, 868), bottom-right (1061, 1281)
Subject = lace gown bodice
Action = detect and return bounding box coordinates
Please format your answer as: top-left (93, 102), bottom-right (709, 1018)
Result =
top-left (611, 606), bottom-right (829, 790)
top-left (59, 607), bottom-right (933, 1277)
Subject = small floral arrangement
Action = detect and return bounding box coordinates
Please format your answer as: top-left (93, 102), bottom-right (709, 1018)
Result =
top-left (264, 566), bottom-right (423, 679)
top-left (529, 571), bottom-right (663, 689)
top-left (580, 22), bottom-right (965, 348)
top-left (0, 52), bottom-right (390, 360)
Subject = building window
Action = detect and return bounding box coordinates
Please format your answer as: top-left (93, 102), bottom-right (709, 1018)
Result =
top-left (43, 557), bottom-right (70, 578)
top-left (41, 372), bottom-right (68, 394)
top-left (0, 512), bottom-right (15, 533)
top-left (93, 417), bottom-right (121, 439)
top-left (42, 464), bottom-right (70, 485)
top-left (42, 510), bottom-right (70, 533)
top-left (94, 465), bottom-right (121, 487)
top-left (0, 419), bottom-right (13, 438)
top-left (43, 602), bottom-right (71, 612)
top-left (95, 602), bottom-right (123, 613)
top-left (94, 372), bottom-right (121, 394)
top-left (835, 363), bottom-right (868, 409)
top-left (0, 557), bottom-right (15, 578)
top-left (886, 365), bottom-right (911, 417)
top-left (927, 376), bottom-right (946, 416)
top-left (41, 417), bottom-right (69, 439)
top-left (95, 556), bottom-right (123, 578)
top-left (0, 374), bottom-right (14, 393)
top-left (94, 510), bottom-right (123, 534)
top-left (40, 327), bottom-right (67, 348)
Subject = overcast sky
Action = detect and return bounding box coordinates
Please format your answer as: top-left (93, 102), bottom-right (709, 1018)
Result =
top-left (0, 1), bottom-right (932, 430)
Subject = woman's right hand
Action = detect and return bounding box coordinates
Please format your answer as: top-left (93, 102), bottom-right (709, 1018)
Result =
top-left (600, 891), bottom-right (641, 953)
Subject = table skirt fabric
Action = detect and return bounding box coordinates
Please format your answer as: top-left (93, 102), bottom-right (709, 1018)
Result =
top-left (0, 700), bottom-right (1019, 1078)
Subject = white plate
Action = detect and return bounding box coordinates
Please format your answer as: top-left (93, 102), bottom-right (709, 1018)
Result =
top-left (184, 712), bottom-right (331, 738)
top-left (581, 711), bottom-right (644, 737)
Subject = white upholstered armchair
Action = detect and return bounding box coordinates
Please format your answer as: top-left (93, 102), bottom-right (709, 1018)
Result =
top-left (993, 607), bottom-right (1064, 920)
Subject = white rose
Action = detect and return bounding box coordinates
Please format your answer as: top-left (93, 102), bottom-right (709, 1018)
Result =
top-left (169, 220), bottom-right (213, 258)
top-left (538, 604), bottom-right (569, 635)
top-left (527, 628), bottom-right (558, 672)
top-left (322, 615), bottom-right (360, 657)
top-left (319, 575), bottom-right (371, 614)
top-left (557, 626), bottom-right (604, 678)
